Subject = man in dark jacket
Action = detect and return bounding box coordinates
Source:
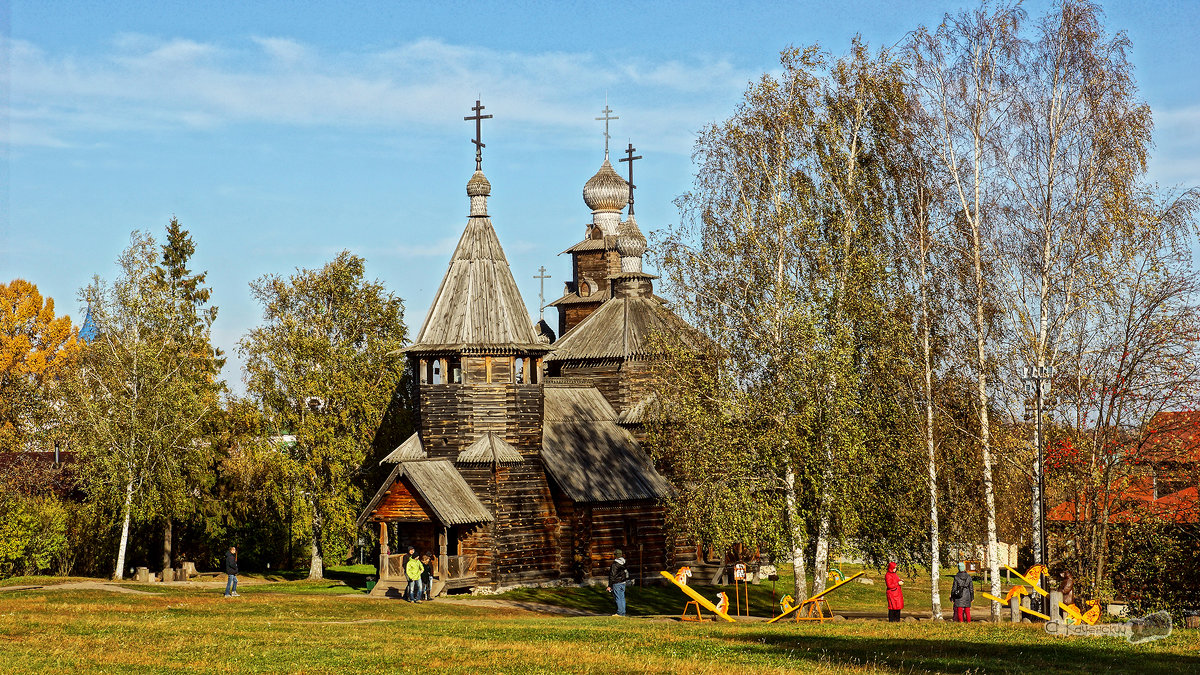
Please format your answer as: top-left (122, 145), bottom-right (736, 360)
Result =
top-left (951, 562), bottom-right (974, 622)
top-left (224, 546), bottom-right (240, 598)
top-left (606, 549), bottom-right (630, 617)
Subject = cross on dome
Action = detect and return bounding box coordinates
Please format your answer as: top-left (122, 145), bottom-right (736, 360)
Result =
top-left (618, 142), bottom-right (642, 215)
top-left (595, 100), bottom-right (619, 159)
top-left (465, 99), bottom-right (493, 170)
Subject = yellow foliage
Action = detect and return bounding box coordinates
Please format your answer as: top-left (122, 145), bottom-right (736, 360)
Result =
top-left (0, 279), bottom-right (82, 446)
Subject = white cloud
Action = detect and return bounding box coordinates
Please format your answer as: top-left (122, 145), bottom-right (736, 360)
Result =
top-left (3, 35), bottom-right (752, 155)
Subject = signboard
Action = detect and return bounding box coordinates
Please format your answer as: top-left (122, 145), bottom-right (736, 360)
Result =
top-left (964, 560), bottom-right (980, 574)
top-left (733, 563), bottom-right (747, 580)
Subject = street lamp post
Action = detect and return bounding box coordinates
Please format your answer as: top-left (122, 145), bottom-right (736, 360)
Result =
top-left (1021, 365), bottom-right (1054, 598)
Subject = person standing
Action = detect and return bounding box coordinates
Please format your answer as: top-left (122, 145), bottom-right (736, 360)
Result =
top-left (951, 562), bottom-right (974, 622)
top-left (224, 546), bottom-right (240, 598)
top-left (606, 549), bottom-right (630, 617)
top-left (420, 553), bottom-right (434, 601)
top-left (885, 561), bottom-right (904, 622)
top-left (405, 551), bottom-right (424, 603)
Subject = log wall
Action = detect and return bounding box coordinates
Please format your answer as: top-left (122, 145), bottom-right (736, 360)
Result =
top-left (579, 502), bottom-right (669, 583)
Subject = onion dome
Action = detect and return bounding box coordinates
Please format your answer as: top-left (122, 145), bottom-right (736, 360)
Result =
top-left (466, 170), bottom-right (491, 197)
top-left (582, 159), bottom-right (630, 212)
top-left (467, 170), bottom-right (491, 216)
top-left (616, 215), bottom-right (647, 273)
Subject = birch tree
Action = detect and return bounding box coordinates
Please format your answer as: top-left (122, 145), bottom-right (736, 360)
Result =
top-left (911, 0), bottom-right (1023, 619)
top-left (70, 232), bottom-right (217, 579)
top-left (1000, 0), bottom-right (1152, 564)
top-left (654, 42), bottom-right (914, 599)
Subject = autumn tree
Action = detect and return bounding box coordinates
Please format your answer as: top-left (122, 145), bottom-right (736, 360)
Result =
top-left (910, 0), bottom-right (1024, 619)
top-left (998, 0), bottom-right (1152, 565)
top-left (0, 279), bottom-right (82, 450)
top-left (239, 251), bottom-right (408, 579)
top-left (655, 41), bottom-right (917, 599)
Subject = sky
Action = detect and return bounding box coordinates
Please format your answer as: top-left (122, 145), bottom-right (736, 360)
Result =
top-left (4, 0), bottom-right (1200, 394)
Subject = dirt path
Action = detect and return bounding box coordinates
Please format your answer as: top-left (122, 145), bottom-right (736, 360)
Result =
top-left (0, 581), bottom-right (154, 595)
top-left (435, 597), bottom-right (601, 617)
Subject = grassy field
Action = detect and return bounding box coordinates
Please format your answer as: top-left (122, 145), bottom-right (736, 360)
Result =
top-left (1, 566), bottom-right (1197, 674)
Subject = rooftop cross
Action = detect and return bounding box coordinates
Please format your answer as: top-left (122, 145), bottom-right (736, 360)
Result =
top-left (618, 141), bottom-right (642, 215)
top-left (465, 99), bottom-right (493, 170)
top-left (595, 100), bottom-right (619, 158)
top-left (534, 266), bottom-right (552, 319)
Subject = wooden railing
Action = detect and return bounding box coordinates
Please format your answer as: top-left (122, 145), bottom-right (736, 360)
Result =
top-left (444, 554), bottom-right (477, 580)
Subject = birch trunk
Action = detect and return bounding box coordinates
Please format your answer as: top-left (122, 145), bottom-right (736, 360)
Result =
top-left (974, 243), bottom-right (1002, 620)
top-left (308, 499), bottom-right (324, 580)
top-left (114, 477), bottom-right (134, 580)
top-left (785, 464), bottom-right (808, 599)
top-left (922, 252), bottom-right (942, 619)
top-left (812, 465), bottom-right (833, 595)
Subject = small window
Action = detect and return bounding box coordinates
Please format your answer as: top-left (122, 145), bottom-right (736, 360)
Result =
top-left (432, 360), bottom-right (442, 385)
top-left (514, 357), bottom-right (525, 384)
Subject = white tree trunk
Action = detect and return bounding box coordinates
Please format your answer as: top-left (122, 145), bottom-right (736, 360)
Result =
top-left (812, 467), bottom-right (833, 596)
top-left (308, 502), bottom-right (324, 580)
top-left (926, 361), bottom-right (943, 619)
top-left (920, 253), bottom-right (943, 619)
top-left (114, 477), bottom-right (134, 580)
top-left (785, 464), bottom-right (808, 600)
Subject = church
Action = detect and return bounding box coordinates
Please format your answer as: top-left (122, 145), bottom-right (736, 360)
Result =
top-left (357, 102), bottom-right (705, 594)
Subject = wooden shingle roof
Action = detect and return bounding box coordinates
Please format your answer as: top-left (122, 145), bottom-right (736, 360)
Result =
top-left (456, 432), bottom-right (524, 464)
top-left (541, 385), bottom-right (672, 503)
top-left (408, 214), bottom-right (548, 353)
top-left (379, 431), bottom-right (426, 464)
top-left (357, 460), bottom-right (493, 527)
top-left (545, 292), bottom-right (705, 363)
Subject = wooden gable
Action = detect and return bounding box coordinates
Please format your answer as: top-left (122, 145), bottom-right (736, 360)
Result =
top-left (372, 477), bottom-right (435, 523)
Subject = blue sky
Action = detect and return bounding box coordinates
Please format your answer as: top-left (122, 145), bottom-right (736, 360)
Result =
top-left (4, 1), bottom-right (1199, 394)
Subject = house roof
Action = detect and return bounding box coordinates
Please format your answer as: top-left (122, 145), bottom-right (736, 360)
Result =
top-left (357, 459), bottom-right (493, 527)
top-left (541, 385), bottom-right (672, 503)
top-left (1048, 477), bottom-right (1197, 525)
top-left (545, 292), bottom-right (705, 363)
top-left (408, 213), bottom-right (548, 354)
top-left (1137, 411), bottom-right (1200, 463)
top-left (456, 432), bottom-right (524, 464)
top-left (379, 431), bottom-right (427, 464)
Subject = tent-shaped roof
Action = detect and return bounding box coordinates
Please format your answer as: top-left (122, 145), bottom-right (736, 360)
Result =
top-left (456, 432), bottom-right (524, 464)
top-left (357, 459), bottom-right (493, 527)
top-left (379, 432), bottom-right (427, 464)
top-left (541, 385), bottom-right (672, 503)
top-left (408, 210), bottom-right (549, 354)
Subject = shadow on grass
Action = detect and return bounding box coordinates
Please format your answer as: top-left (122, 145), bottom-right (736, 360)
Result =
top-left (720, 629), bottom-right (1200, 674)
top-left (495, 581), bottom-right (785, 616)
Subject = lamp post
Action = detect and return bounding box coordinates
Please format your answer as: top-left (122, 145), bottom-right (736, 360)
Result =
top-left (1021, 365), bottom-right (1054, 596)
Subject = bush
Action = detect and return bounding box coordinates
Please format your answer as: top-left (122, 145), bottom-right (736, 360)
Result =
top-left (0, 491), bottom-right (69, 577)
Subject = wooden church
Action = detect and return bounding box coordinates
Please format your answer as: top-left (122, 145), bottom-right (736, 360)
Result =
top-left (358, 103), bottom-right (704, 593)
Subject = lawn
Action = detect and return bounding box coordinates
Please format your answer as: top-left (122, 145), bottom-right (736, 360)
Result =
top-left (1, 568), bottom-right (1197, 674)
top-left (493, 562), bottom-right (1037, 617)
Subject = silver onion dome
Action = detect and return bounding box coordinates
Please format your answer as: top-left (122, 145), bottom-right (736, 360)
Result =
top-left (582, 159), bottom-right (630, 212)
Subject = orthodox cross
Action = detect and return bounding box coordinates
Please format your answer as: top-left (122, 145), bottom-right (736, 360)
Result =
top-left (595, 102), bottom-right (619, 158)
top-left (465, 99), bottom-right (493, 170)
top-left (618, 142), bottom-right (642, 215)
top-left (534, 266), bottom-right (551, 319)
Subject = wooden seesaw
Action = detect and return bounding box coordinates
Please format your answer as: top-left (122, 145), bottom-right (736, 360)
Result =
top-left (660, 570), bottom-right (736, 622)
top-left (767, 571), bottom-right (865, 624)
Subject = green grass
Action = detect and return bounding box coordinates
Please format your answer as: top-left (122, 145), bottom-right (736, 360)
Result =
top-left (493, 563), bottom-right (1004, 617)
top-left (1, 571), bottom-right (1197, 673)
